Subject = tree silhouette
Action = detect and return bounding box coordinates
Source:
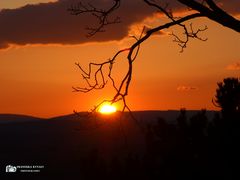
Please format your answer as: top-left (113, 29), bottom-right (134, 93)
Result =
top-left (213, 77), bottom-right (240, 117)
top-left (213, 78), bottom-right (240, 180)
top-left (69, 0), bottom-right (240, 112)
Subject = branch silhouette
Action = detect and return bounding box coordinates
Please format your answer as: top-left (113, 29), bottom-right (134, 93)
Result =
top-left (70, 0), bottom-right (240, 113)
top-left (68, 0), bottom-right (121, 37)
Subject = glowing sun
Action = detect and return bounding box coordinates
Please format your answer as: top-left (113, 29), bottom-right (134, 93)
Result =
top-left (98, 104), bottom-right (117, 114)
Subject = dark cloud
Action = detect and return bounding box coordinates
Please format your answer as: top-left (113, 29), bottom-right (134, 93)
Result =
top-left (0, 0), bottom-right (238, 49)
top-left (217, 0), bottom-right (240, 15)
top-left (0, 0), bottom-right (155, 49)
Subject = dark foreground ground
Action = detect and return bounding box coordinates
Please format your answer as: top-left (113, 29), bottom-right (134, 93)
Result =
top-left (0, 110), bottom-right (239, 179)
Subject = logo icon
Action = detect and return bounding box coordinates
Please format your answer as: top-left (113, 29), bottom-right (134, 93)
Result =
top-left (6, 165), bottom-right (17, 172)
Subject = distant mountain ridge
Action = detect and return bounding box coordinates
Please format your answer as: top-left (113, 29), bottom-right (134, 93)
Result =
top-left (0, 110), bottom-right (219, 124)
top-left (0, 114), bottom-right (45, 123)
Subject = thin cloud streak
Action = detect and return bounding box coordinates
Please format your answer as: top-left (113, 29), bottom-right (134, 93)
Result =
top-left (177, 85), bottom-right (198, 91)
top-left (226, 62), bottom-right (240, 70)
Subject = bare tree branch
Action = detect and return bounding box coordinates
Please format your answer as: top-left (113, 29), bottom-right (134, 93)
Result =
top-left (68, 0), bottom-right (121, 37)
top-left (71, 0), bottom-right (239, 115)
top-left (73, 12), bottom-right (204, 113)
top-left (178, 0), bottom-right (240, 32)
top-left (170, 23), bottom-right (208, 52)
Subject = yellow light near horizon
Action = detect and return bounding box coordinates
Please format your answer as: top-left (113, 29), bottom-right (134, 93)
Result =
top-left (99, 104), bottom-right (117, 114)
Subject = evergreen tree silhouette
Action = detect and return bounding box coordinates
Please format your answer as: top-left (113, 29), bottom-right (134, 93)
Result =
top-left (214, 77), bottom-right (240, 119)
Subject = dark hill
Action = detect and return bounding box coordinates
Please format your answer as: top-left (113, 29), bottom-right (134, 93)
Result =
top-left (0, 114), bottom-right (45, 124)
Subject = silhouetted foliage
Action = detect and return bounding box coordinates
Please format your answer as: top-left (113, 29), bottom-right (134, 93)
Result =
top-left (214, 77), bottom-right (240, 118)
top-left (2, 108), bottom-right (240, 179)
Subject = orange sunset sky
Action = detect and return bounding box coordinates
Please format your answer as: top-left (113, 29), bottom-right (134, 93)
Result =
top-left (0, 0), bottom-right (239, 117)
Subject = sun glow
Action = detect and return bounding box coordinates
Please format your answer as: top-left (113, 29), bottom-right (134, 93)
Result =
top-left (98, 104), bottom-right (117, 114)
